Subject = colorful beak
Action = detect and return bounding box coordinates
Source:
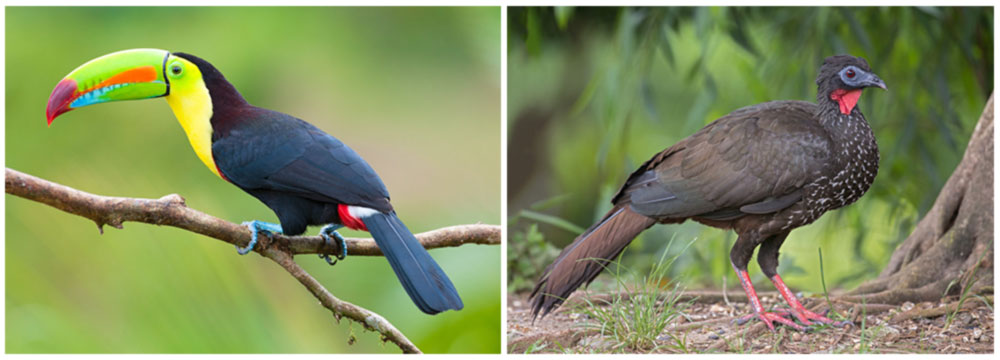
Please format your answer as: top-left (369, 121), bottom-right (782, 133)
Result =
top-left (46, 48), bottom-right (170, 125)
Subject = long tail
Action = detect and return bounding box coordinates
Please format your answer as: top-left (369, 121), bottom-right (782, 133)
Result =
top-left (529, 205), bottom-right (655, 319)
top-left (362, 212), bottom-right (463, 314)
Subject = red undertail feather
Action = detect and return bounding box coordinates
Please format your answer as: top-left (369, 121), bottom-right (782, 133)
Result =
top-left (337, 204), bottom-right (369, 231)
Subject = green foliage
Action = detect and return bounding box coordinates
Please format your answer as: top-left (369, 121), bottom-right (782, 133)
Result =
top-left (506, 195), bottom-right (580, 293)
top-left (508, 7), bottom-right (992, 295)
top-left (506, 223), bottom-right (560, 293)
top-left (6, 6), bottom-right (500, 353)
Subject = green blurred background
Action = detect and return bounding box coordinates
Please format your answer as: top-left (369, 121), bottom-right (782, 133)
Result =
top-left (508, 7), bottom-right (991, 297)
top-left (6, 7), bottom-right (499, 353)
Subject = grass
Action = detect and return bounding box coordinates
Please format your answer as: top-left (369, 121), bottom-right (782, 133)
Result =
top-left (522, 339), bottom-right (547, 353)
top-left (817, 247), bottom-right (840, 319)
top-left (522, 339), bottom-right (569, 354)
top-left (667, 332), bottom-right (691, 353)
top-left (570, 236), bottom-right (695, 353)
top-left (857, 295), bottom-right (871, 353)
top-left (972, 295), bottom-right (993, 312)
top-left (770, 329), bottom-right (787, 353)
top-left (720, 331), bottom-right (747, 354)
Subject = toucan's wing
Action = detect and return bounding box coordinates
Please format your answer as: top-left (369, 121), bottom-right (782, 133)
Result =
top-left (212, 107), bottom-right (392, 212)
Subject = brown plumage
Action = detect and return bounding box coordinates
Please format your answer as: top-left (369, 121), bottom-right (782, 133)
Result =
top-left (531, 55), bottom-right (886, 330)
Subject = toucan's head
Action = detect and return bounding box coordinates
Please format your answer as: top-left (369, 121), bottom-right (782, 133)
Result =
top-left (45, 48), bottom-right (212, 125)
top-left (46, 48), bottom-right (239, 179)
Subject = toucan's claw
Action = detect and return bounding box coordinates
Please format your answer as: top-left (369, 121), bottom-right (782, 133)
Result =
top-left (319, 224), bottom-right (347, 265)
top-left (238, 220), bottom-right (283, 255)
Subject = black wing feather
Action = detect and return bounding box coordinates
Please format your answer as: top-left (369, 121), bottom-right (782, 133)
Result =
top-left (212, 107), bottom-right (392, 212)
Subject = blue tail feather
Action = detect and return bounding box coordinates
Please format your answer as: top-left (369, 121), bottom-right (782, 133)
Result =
top-left (361, 212), bottom-right (463, 314)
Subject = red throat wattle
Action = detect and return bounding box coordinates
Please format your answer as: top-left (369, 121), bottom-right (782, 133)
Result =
top-left (830, 88), bottom-right (863, 115)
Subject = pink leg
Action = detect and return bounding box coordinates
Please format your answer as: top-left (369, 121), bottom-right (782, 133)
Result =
top-left (770, 274), bottom-right (850, 327)
top-left (732, 264), bottom-right (805, 331)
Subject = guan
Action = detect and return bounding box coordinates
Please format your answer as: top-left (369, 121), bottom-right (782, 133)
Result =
top-left (531, 55), bottom-right (886, 330)
top-left (45, 49), bottom-right (463, 315)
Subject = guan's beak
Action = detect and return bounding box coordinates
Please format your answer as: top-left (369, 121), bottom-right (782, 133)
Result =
top-left (46, 48), bottom-right (170, 125)
top-left (865, 73), bottom-right (887, 91)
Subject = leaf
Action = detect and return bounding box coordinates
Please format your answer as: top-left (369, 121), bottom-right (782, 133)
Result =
top-left (568, 71), bottom-right (602, 118)
top-left (840, 8), bottom-right (874, 56)
top-left (657, 22), bottom-right (677, 68)
top-left (519, 209), bottom-right (587, 235)
top-left (694, 7), bottom-right (711, 39)
top-left (525, 7), bottom-right (542, 56)
top-left (641, 80), bottom-right (659, 122)
top-left (683, 87), bottom-right (714, 133)
top-left (915, 6), bottom-right (943, 18)
top-left (528, 193), bottom-right (576, 211)
top-left (554, 6), bottom-right (574, 30)
top-left (726, 8), bottom-right (759, 57)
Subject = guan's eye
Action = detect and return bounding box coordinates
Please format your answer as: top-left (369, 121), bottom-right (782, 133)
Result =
top-left (845, 69), bottom-right (856, 78)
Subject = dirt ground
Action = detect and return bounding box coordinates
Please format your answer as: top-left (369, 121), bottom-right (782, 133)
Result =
top-left (507, 290), bottom-right (994, 354)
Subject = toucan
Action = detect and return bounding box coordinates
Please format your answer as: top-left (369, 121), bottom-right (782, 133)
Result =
top-left (45, 48), bottom-right (463, 315)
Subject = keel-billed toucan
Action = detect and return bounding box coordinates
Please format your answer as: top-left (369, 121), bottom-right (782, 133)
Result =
top-left (45, 49), bottom-right (463, 315)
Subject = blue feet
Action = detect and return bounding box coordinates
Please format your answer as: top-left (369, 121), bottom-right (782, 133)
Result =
top-left (319, 224), bottom-right (348, 265)
top-left (238, 220), bottom-right (283, 255)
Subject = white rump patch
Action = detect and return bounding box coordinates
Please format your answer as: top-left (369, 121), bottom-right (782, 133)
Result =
top-left (348, 206), bottom-right (380, 219)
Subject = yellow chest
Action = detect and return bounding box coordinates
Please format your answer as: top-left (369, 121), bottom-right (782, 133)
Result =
top-left (165, 84), bottom-right (221, 179)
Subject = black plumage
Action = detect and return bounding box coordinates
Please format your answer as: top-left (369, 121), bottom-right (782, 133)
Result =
top-left (174, 53), bottom-right (463, 314)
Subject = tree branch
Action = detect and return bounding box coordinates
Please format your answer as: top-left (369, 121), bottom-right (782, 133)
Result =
top-left (5, 167), bottom-right (500, 353)
top-left (5, 168), bottom-right (499, 255)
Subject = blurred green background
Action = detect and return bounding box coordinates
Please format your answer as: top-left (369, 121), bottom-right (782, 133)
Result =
top-left (6, 7), bottom-right (499, 353)
top-left (508, 7), bottom-right (992, 296)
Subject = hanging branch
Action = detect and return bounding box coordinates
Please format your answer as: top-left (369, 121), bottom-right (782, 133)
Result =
top-left (5, 168), bottom-right (500, 354)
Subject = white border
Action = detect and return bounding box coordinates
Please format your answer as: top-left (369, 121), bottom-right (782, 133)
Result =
top-left (2, 2), bottom-right (999, 358)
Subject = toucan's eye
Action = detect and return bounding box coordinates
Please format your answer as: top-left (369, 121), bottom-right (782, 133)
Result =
top-left (167, 60), bottom-right (184, 78)
top-left (845, 69), bottom-right (856, 78)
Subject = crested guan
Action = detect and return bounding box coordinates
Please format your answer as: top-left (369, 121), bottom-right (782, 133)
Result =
top-left (530, 55), bottom-right (886, 331)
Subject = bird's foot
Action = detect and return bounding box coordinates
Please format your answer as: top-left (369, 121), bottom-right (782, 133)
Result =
top-left (785, 307), bottom-right (852, 328)
top-left (735, 310), bottom-right (809, 332)
top-left (238, 220), bottom-right (283, 255)
top-left (318, 224), bottom-right (347, 265)
top-left (769, 274), bottom-right (852, 328)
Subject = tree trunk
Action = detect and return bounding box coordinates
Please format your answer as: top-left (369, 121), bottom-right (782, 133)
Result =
top-left (847, 93), bottom-right (994, 304)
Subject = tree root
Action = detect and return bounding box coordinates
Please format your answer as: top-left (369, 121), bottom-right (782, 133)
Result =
top-left (842, 279), bottom-right (955, 305)
top-left (844, 302), bottom-right (898, 317)
top-left (890, 296), bottom-right (993, 324)
top-left (669, 317), bottom-right (732, 331)
top-left (708, 320), bottom-right (769, 351)
top-left (849, 94), bottom-right (994, 306)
